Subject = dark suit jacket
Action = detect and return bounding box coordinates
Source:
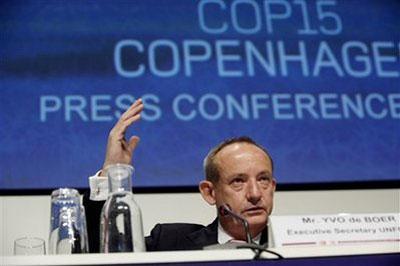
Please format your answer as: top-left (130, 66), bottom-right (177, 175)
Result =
top-left (145, 220), bottom-right (218, 251)
top-left (83, 194), bottom-right (268, 252)
top-left (145, 219), bottom-right (268, 251)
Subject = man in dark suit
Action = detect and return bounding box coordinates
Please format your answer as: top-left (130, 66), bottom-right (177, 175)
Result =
top-left (85, 98), bottom-right (276, 252)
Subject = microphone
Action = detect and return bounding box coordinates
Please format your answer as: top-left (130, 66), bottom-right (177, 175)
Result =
top-left (206, 205), bottom-right (283, 259)
top-left (219, 204), bottom-right (253, 244)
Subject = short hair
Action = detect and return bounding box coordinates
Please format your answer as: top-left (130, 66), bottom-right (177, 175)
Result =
top-left (203, 136), bottom-right (274, 183)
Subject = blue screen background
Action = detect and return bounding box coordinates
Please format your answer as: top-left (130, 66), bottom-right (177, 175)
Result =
top-left (0, 0), bottom-right (399, 189)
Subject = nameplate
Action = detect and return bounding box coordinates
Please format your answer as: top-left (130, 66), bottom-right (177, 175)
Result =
top-left (269, 213), bottom-right (400, 247)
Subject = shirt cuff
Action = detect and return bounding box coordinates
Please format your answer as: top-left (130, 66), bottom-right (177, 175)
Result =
top-left (89, 170), bottom-right (109, 201)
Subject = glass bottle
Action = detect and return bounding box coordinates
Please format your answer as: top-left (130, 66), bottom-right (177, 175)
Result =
top-left (100, 164), bottom-right (146, 252)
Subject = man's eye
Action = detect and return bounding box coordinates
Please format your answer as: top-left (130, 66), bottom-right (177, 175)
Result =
top-left (259, 176), bottom-right (272, 184)
top-left (231, 178), bottom-right (244, 185)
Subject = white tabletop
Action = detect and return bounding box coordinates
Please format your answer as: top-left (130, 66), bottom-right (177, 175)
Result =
top-left (3, 243), bottom-right (399, 266)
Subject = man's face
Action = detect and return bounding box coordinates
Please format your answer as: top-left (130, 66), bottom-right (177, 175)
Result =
top-left (213, 142), bottom-right (275, 236)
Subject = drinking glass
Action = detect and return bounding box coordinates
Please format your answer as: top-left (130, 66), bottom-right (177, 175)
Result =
top-left (49, 188), bottom-right (88, 254)
top-left (56, 208), bottom-right (81, 254)
top-left (14, 237), bottom-right (46, 255)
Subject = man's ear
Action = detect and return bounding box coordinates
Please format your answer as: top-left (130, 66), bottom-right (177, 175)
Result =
top-left (271, 178), bottom-right (277, 192)
top-left (199, 180), bottom-right (216, 205)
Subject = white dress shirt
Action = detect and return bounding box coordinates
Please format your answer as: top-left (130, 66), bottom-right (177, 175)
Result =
top-left (89, 171), bottom-right (108, 201)
top-left (218, 221), bottom-right (261, 244)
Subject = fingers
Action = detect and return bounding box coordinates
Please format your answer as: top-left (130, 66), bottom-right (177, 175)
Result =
top-left (124, 113), bottom-right (141, 128)
top-left (120, 98), bottom-right (144, 121)
top-left (128, 136), bottom-right (140, 153)
top-left (110, 99), bottom-right (144, 139)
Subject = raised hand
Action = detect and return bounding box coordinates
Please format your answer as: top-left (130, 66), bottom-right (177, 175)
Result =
top-left (100, 98), bottom-right (144, 176)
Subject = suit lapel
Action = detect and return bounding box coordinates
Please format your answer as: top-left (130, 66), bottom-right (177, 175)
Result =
top-left (260, 226), bottom-right (269, 246)
top-left (185, 218), bottom-right (218, 249)
top-left (184, 218), bottom-right (269, 249)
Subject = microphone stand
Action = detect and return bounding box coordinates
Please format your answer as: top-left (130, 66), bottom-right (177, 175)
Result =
top-left (219, 204), bottom-right (253, 244)
top-left (203, 204), bottom-right (283, 259)
top-left (204, 204), bottom-right (260, 250)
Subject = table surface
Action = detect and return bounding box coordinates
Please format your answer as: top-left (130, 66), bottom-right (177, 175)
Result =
top-left (2, 243), bottom-right (399, 266)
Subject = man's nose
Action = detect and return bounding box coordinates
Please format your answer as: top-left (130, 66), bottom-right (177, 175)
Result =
top-left (247, 179), bottom-right (261, 204)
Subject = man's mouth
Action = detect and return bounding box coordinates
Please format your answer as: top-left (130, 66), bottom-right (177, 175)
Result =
top-left (242, 207), bottom-right (264, 214)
